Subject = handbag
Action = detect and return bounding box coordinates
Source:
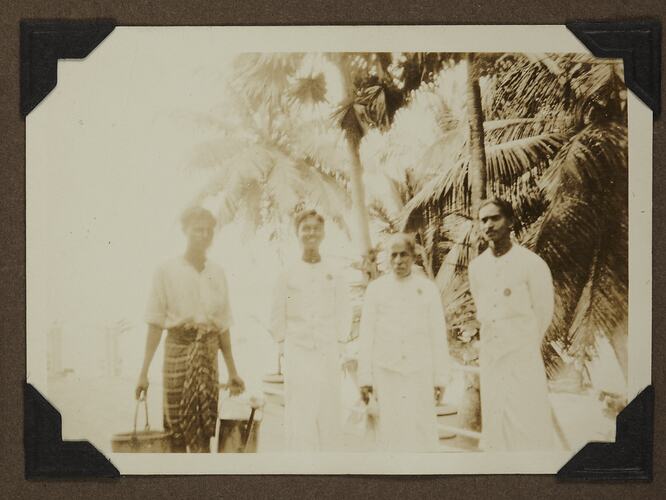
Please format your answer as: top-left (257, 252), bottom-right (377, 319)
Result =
top-left (111, 394), bottom-right (172, 453)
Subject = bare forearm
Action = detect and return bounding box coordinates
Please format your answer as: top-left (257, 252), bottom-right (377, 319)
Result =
top-left (218, 329), bottom-right (239, 377)
top-left (139, 325), bottom-right (163, 376)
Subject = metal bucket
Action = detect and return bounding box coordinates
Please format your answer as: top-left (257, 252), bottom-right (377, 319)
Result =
top-left (217, 395), bottom-right (263, 453)
top-left (111, 395), bottom-right (171, 453)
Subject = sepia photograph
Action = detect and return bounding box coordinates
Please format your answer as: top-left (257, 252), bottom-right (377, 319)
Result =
top-left (25, 25), bottom-right (651, 474)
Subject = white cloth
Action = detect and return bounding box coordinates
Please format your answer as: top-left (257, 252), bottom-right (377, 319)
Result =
top-left (469, 244), bottom-right (557, 451)
top-left (145, 256), bottom-right (234, 331)
top-left (270, 259), bottom-right (351, 451)
top-left (357, 272), bottom-right (450, 452)
top-left (372, 367), bottom-right (440, 452)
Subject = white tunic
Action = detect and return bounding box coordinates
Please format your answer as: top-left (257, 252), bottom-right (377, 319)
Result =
top-left (270, 259), bottom-right (351, 451)
top-left (145, 256), bottom-right (234, 331)
top-left (358, 272), bottom-right (450, 452)
top-left (469, 244), bottom-right (557, 451)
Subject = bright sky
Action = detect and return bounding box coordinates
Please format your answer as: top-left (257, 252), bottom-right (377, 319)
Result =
top-left (26, 29), bottom-right (359, 377)
top-left (29, 29), bottom-right (230, 323)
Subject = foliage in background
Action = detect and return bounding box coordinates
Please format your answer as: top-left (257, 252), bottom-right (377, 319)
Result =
top-left (399, 54), bottom-right (627, 377)
top-left (190, 52), bottom-right (628, 383)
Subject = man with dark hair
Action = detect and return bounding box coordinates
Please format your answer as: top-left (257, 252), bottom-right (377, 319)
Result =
top-left (469, 198), bottom-right (558, 450)
top-left (135, 206), bottom-right (245, 452)
top-left (270, 209), bottom-right (351, 451)
top-left (358, 232), bottom-right (450, 452)
top-left (292, 209), bottom-right (325, 232)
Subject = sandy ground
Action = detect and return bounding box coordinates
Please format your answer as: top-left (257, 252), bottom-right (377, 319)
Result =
top-left (47, 369), bottom-right (614, 457)
top-left (45, 316), bottom-right (616, 457)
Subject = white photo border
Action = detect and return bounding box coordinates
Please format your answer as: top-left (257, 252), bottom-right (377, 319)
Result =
top-left (26, 24), bottom-right (652, 475)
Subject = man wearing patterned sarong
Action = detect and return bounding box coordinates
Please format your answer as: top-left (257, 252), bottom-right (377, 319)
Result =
top-left (135, 206), bottom-right (245, 452)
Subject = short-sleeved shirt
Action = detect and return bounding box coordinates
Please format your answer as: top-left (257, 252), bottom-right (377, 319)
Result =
top-left (145, 256), bottom-right (234, 331)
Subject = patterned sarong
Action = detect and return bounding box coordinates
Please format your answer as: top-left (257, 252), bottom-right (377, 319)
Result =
top-left (163, 326), bottom-right (220, 452)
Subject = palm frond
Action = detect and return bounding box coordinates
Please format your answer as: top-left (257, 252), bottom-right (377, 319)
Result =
top-left (368, 199), bottom-right (399, 234)
top-left (483, 117), bottom-right (553, 143)
top-left (402, 130), bottom-right (568, 228)
top-left (303, 166), bottom-right (352, 235)
top-left (331, 96), bottom-right (366, 144)
top-left (231, 53), bottom-right (304, 108)
top-left (435, 216), bottom-right (475, 280)
top-left (288, 72), bottom-right (328, 106)
top-left (485, 132), bottom-right (569, 186)
top-left (264, 152), bottom-right (305, 215)
top-left (287, 121), bottom-right (349, 176)
top-left (490, 53), bottom-right (569, 119)
top-left (530, 124), bottom-right (627, 358)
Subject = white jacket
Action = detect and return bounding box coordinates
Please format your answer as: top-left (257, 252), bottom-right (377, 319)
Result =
top-left (358, 272), bottom-right (450, 387)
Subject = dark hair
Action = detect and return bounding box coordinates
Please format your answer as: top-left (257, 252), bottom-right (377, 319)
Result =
top-left (478, 197), bottom-right (515, 222)
top-left (293, 209), bottom-right (325, 232)
top-left (180, 206), bottom-right (217, 231)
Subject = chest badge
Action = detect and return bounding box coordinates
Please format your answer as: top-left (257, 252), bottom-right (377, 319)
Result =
top-left (326, 273), bottom-right (333, 280)
top-left (503, 288), bottom-right (512, 296)
top-left (417, 288), bottom-right (422, 295)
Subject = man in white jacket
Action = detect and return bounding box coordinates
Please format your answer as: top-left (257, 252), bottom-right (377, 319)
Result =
top-left (270, 210), bottom-right (351, 451)
top-left (358, 233), bottom-right (450, 452)
top-left (469, 198), bottom-right (558, 450)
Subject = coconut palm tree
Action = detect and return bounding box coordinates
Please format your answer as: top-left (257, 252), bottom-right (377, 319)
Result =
top-left (188, 53), bottom-right (352, 243)
top-left (328, 53), bottom-right (460, 275)
top-left (191, 53), bottom-right (460, 247)
top-left (465, 53), bottom-right (488, 216)
top-left (401, 53), bottom-right (628, 379)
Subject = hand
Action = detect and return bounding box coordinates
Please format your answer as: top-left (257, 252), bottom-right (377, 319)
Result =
top-left (434, 386), bottom-right (445, 404)
top-left (360, 385), bottom-right (373, 404)
top-left (228, 374), bottom-right (246, 396)
top-left (135, 374), bottom-right (149, 400)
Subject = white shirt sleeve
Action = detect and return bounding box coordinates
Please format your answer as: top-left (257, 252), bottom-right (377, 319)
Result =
top-left (217, 270), bottom-right (234, 332)
top-left (357, 281), bottom-right (378, 387)
top-left (145, 266), bottom-right (167, 329)
top-left (335, 274), bottom-right (353, 343)
top-left (527, 254), bottom-right (555, 339)
top-left (428, 281), bottom-right (451, 387)
top-left (269, 272), bottom-right (288, 344)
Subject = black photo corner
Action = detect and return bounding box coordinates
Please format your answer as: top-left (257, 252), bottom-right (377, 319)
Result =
top-left (21, 19), bottom-right (658, 479)
top-left (24, 383), bottom-right (119, 479)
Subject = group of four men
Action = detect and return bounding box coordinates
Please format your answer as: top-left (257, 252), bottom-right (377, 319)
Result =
top-left (136, 199), bottom-right (559, 453)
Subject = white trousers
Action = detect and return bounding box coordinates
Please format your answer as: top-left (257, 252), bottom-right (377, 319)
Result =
top-left (373, 366), bottom-right (439, 452)
top-left (283, 341), bottom-right (342, 451)
top-left (479, 318), bottom-right (557, 451)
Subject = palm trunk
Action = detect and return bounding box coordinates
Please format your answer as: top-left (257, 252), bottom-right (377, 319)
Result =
top-left (466, 53), bottom-right (488, 216)
top-left (335, 57), bottom-right (373, 257)
top-left (459, 53), bottom-right (488, 440)
top-left (346, 136), bottom-right (373, 255)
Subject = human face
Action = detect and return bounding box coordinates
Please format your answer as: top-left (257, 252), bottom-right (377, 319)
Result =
top-left (297, 216), bottom-right (324, 251)
top-left (185, 218), bottom-right (215, 253)
top-left (479, 203), bottom-right (511, 245)
top-left (389, 240), bottom-right (414, 279)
